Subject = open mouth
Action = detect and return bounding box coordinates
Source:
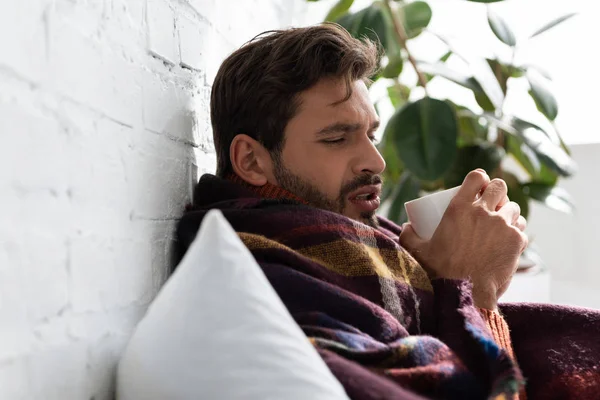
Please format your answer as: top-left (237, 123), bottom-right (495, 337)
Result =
top-left (353, 193), bottom-right (378, 201)
top-left (348, 185), bottom-right (382, 213)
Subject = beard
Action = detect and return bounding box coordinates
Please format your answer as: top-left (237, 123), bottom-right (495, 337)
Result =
top-left (272, 157), bottom-right (382, 228)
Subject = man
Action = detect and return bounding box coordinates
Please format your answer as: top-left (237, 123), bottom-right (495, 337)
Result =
top-left (177, 24), bottom-right (600, 399)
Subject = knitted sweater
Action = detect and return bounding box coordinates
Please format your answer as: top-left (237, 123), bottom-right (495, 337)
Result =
top-left (176, 174), bottom-right (600, 399)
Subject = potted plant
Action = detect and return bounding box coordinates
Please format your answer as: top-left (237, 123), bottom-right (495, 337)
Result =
top-left (306, 0), bottom-right (577, 266)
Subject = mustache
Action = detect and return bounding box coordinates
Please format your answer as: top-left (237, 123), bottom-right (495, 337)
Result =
top-left (340, 174), bottom-right (383, 199)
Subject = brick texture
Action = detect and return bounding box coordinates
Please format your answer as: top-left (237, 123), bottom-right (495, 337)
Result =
top-left (0, 0), bottom-right (306, 398)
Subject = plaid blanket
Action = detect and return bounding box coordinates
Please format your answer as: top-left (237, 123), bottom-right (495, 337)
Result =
top-left (176, 174), bottom-right (600, 399)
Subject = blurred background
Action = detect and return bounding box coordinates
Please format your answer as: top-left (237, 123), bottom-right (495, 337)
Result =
top-left (0, 0), bottom-right (597, 398)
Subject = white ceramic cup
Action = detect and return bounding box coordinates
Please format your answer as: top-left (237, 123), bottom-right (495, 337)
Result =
top-left (404, 186), bottom-right (461, 240)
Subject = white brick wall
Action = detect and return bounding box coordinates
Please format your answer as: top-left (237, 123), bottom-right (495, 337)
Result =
top-left (0, 1), bottom-right (307, 398)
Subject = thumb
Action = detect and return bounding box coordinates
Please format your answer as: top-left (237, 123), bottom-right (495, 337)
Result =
top-left (399, 223), bottom-right (426, 253)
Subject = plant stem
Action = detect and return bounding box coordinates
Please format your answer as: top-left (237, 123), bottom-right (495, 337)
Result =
top-left (383, 0), bottom-right (429, 94)
top-left (496, 129), bottom-right (505, 148)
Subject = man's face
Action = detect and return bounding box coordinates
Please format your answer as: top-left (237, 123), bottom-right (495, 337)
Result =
top-left (272, 78), bottom-right (386, 227)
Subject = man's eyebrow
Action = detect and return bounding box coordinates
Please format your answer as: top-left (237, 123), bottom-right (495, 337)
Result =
top-left (316, 120), bottom-right (380, 136)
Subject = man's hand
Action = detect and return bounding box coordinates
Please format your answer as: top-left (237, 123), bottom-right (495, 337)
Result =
top-left (399, 169), bottom-right (528, 310)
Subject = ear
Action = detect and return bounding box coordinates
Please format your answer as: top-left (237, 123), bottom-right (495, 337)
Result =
top-left (230, 134), bottom-right (274, 186)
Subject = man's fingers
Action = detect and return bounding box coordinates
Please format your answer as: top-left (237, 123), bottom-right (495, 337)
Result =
top-left (479, 179), bottom-right (508, 211)
top-left (496, 195), bottom-right (509, 211)
top-left (519, 231), bottom-right (529, 254)
top-left (497, 201), bottom-right (521, 225)
top-left (455, 169), bottom-right (490, 203)
top-left (514, 216), bottom-right (527, 232)
top-left (399, 223), bottom-right (426, 252)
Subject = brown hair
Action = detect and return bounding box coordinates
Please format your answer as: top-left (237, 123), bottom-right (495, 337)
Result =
top-left (210, 23), bottom-right (380, 177)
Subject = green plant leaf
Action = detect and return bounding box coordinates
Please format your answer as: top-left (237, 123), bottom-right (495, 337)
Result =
top-left (487, 8), bottom-right (516, 46)
top-left (387, 83), bottom-right (411, 109)
top-left (510, 117), bottom-right (576, 177)
top-left (400, 1), bottom-right (432, 39)
top-left (486, 59), bottom-right (508, 94)
top-left (423, 51), bottom-right (453, 82)
top-left (382, 55), bottom-right (404, 78)
top-left (527, 71), bottom-right (558, 120)
top-left (505, 133), bottom-right (540, 177)
top-left (472, 59), bottom-right (505, 109)
top-left (439, 51), bottom-right (452, 63)
top-left (443, 142), bottom-right (505, 188)
top-left (554, 125), bottom-right (572, 155)
top-left (456, 108), bottom-right (488, 146)
top-left (381, 138), bottom-right (400, 176)
top-left (417, 62), bottom-right (482, 91)
top-left (325, 0), bottom-right (355, 21)
top-left (530, 13), bottom-right (577, 39)
top-left (523, 183), bottom-right (574, 214)
top-left (424, 31), bottom-right (504, 108)
top-left (537, 161), bottom-right (559, 186)
top-left (336, 3), bottom-right (400, 58)
top-left (387, 172), bottom-right (421, 224)
top-left (379, 128), bottom-right (405, 183)
top-left (506, 62), bottom-right (528, 78)
top-left (486, 58), bottom-right (524, 93)
top-left (474, 91), bottom-right (495, 112)
top-left (417, 61), bottom-right (497, 111)
top-left (526, 64), bottom-right (552, 80)
top-left (483, 114), bottom-right (577, 177)
top-left (386, 98), bottom-right (458, 181)
top-left (418, 57), bottom-right (502, 111)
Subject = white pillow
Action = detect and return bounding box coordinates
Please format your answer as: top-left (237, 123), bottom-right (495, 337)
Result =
top-left (117, 210), bottom-right (349, 400)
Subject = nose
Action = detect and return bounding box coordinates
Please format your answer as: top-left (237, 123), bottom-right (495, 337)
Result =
top-left (352, 136), bottom-right (386, 176)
